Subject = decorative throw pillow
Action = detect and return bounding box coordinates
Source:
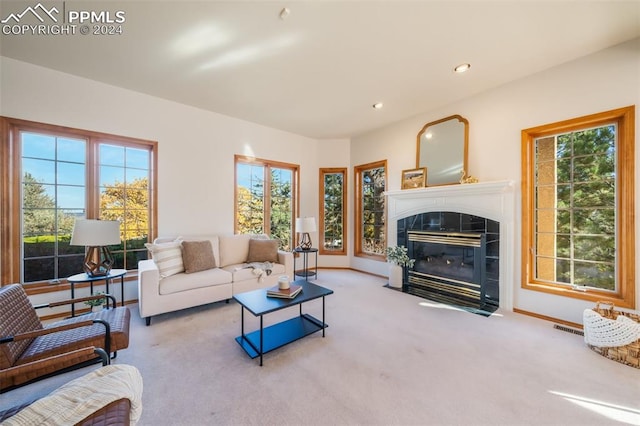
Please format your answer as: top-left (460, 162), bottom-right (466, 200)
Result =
top-left (144, 241), bottom-right (184, 278)
top-left (182, 240), bottom-right (216, 273)
top-left (246, 238), bottom-right (279, 263)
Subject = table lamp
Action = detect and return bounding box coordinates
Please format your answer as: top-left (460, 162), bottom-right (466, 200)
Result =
top-left (70, 219), bottom-right (121, 277)
top-left (295, 217), bottom-right (316, 251)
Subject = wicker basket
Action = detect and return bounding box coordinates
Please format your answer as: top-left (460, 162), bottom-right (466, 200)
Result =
top-left (585, 302), bottom-right (640, 369)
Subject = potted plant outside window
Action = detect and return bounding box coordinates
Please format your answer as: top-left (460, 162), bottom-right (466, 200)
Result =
top-left (386, 245), bottom-right (415, 288)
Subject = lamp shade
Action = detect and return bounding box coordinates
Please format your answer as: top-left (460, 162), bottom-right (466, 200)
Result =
top-left (70, 219), bottom-right (121, 246)
top-left (295, 217), bottom-right (317, 233)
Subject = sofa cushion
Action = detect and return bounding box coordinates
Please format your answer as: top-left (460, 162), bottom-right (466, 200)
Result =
top-left (246, 238), bottom-right (279, 263)
top-left (181, 240), bottom-right (216, 273)
top-left (167, 236), bottom-right (220, 266)
top-left (145, 240), bottom-right (184, 278)
top-left (218, 234), bottom-right (253, 267)
top-left (159, 268), bottom-right (232, 295)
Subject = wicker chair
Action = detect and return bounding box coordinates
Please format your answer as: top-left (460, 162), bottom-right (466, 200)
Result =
top-left (0, 284), bottom-right (130, 392)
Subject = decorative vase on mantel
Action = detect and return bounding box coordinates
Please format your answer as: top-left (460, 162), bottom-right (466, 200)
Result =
top-left (388, 263), bottom-right (403, 288)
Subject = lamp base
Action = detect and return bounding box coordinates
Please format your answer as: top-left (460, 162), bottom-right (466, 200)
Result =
top-left (296, 233), bottom-right (312, 251)
top-left (83, 246), bottom-right (114, 277)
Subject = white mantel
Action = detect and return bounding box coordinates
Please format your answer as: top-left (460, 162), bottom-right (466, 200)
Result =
top-left (386, 180), bottom-right (516, 311)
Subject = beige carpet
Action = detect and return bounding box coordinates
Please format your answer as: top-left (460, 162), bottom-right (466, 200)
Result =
top-left (3, 270), bottom-right (639, 425)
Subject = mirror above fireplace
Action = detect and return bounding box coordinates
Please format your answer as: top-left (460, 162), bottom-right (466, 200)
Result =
top-left (416, 115), bottom-right (469, 186)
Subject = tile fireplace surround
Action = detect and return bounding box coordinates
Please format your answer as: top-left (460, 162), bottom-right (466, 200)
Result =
top-left (386, 180), bottom-right (516, 311)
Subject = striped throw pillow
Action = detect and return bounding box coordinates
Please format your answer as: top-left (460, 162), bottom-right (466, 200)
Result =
top-left (145, 240), bottom-right (184, 278)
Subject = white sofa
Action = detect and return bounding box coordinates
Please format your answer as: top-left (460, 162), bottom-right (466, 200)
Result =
top-left (138, 234), bottom-right (294, 325)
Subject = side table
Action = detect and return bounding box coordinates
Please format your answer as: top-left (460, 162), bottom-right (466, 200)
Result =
top-left (67, 269), bottom-right (127, 316)
top-left (294, 248), bottom-right (318, 281)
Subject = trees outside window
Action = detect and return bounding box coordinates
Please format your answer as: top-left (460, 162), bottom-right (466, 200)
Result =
top-left (21, 133), bottom-right (86, 282)
top-left (98, 144), bottom-right (152, 272)
top-left (355, 160), bottom-right (387, 260)
top-left (1, 117), bottom-right (157, 286)
top-left (521, 106), bottom-right (635, 308)
top-left (319, 168), bottom-right (346, 255)
top-left (235, 155), bottom-right (299, 250)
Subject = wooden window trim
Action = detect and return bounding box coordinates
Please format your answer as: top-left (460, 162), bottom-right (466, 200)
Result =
top-left (233, 154), bottom-right (300, 243)
top-left (354, 160), bottom-right (387, 261)
top-left (521, 106), bottom-right (635, 308)
top-left (319, 167), bottom-right (347, 256)
top-left (0, 116), bottom-right (158, 292)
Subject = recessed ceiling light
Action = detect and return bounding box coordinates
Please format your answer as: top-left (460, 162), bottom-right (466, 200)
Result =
top-left (454, 63), bottom-right (471, 73)
top-left (372, 102), bottom-right (383, 109)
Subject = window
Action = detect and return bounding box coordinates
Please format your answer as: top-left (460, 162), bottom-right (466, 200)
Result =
top-left (354, 160), bottom-right (387, 259)
top-left (235, 155), bottom-right (299, 250)
top-left (98, 143), bottom-right (153, 272)
top-left (521, 106), bottom-right (635, 308)
top-left (1, 117), bottom-right (157, 286)
top-left (319, 168), bottom-right (346, 255)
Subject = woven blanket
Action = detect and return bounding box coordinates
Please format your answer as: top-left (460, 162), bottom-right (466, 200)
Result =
top-left (3, 364), bottom-right (143, 426)
top-left (583, 309), bottom-right (640, 347)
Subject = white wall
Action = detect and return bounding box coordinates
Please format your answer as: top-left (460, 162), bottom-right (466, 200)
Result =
top-left (0, 56), bottom-right (325, 304)
top-left (0, 57), bottom-right (320, 237)
top-left (350, 38), bottom-right (640, 323)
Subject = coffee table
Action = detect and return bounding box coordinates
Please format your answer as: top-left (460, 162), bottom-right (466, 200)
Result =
top-left (233, 280), bottom-right (334, 366)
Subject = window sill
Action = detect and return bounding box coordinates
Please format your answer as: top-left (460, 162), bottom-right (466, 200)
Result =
top-left (354, 252), bottom-right (385, 262)
top-left (21, 272), bottom-right (136, 297)
top-left (522, 281), bottom-right (634, 309)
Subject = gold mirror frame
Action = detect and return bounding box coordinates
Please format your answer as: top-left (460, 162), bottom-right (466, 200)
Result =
top-left (416, 115), bottom-right (469, 186)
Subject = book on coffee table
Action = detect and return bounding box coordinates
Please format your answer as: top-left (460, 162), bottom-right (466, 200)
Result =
top-left (266, 284), bottom-right (302, 299)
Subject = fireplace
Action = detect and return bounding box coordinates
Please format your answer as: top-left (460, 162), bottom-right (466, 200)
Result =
top-left (386, 181), bottom-right (515, 311)
top-left (399, 213), bottom-right (499, 314)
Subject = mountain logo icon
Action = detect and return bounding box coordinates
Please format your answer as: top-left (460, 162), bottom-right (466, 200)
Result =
top-left (1, 3), bottom-right (59, 24)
